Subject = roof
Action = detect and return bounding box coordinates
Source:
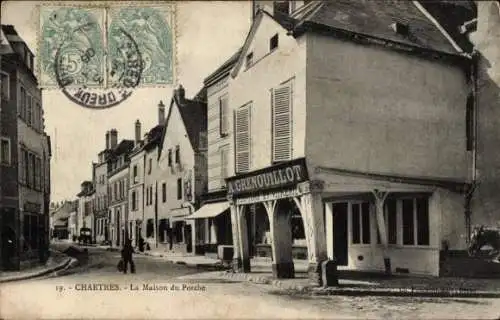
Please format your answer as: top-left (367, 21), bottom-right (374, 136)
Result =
top-left (233, 1), bottom-right (470, 77)
top-left (204, 48), bottom-right (242, 86)
top-left (109, 139), bottom-right (135, 157)
top-left (295, 1), bottom-right (461, 54)
top-left (143, 124), bottom-right (165, 152)
top-left (159, 86), bottom-right (207, 158)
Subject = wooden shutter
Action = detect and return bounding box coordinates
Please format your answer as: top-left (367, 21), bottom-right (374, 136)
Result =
top-left (220, 146), bottom-right (228, 187)
top-left (235, 105), bottom-right (251, 173)
top-left (220, 95), bottom-right (229, 136)
top-left (272, 83), bottom-right (292, 162)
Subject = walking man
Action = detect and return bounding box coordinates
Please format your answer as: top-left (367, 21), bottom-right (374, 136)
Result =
top-left (121, 239), bottom-right (135, 274)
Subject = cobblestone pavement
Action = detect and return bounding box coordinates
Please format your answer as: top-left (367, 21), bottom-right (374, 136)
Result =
top-left (1, 247), bottom-right (499, 319)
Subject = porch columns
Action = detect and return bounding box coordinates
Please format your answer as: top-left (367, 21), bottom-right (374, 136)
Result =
top-left (372, 189), bottom-right (391, 275)
top-left (230, 203), bottom-right (250, 272)
top-left (264, 200), bottom-right (295, 279)
top-left (293, 181), bottom-right (330, 286)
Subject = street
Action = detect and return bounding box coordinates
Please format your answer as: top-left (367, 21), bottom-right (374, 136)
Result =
top-left (1, 247), bottom-right (500, 319)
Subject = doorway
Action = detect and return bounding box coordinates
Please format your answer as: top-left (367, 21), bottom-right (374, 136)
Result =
top-left (332, 202), bottom-right (348, 266)
top-left (184, 224), bottom-right (192, 253)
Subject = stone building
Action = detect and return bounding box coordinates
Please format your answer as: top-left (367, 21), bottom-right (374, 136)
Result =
top-left (128, 120), bottom-right (145, 248)
top-left (0, 25), bottom-right (51, 270)
top-left (157, 85), bottom-right (208, 255)
top-left (107, 131), bottom-right (134, 247)
top-left (190, 51), bottom-right (241, 258)
top-left (226, 1), bottom-right (474, 284)
top-left (141, 104), bottom-right (166, 250)
top-left (76, 181), bottom-right (95, 241)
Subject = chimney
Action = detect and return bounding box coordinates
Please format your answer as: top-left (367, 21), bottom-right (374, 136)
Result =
top-left (158, 101), bottom-right (165, 125)
top-left (110, 129), bottom-right (118, 148)
top-left (135, 119), bottom-right (141, 145)
top-left (105, 131), bottom-right (110, 149)
top-left (176, 84), bottom-right (185, 102)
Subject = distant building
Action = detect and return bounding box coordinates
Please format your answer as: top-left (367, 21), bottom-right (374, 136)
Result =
top-left (0, 25), bottom-right (51, 270)
top-left (93, 132), bottom-right (112, 244)
top-left (76, 181), bottom-right (95, 241)
top-left (141, 103), bottom-right (166, 249)
top-left (128, 120), bottom-right (145, 248)
top-left (107, 131), bottom-right (134, 247)
top-left (157, 85), bottom-right (208, 255)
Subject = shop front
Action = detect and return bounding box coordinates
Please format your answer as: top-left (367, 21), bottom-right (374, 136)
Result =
top-left (226, 158), bottom-right (331, 284)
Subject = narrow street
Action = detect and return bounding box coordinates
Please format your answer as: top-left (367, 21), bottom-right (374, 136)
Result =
top-left (1, 247), bottom-right (499, 319)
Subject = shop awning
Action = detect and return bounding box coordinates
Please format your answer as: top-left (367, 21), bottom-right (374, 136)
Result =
top-left (185, 202), bottom-right (230, 220)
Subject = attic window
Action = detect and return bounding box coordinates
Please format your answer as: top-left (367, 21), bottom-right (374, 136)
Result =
top-left (245, 52), bottom-right (254, 69)
top-left (270, 34), bottom-right (279, 51)
top-left (390, 22), bottom-right (409, 36)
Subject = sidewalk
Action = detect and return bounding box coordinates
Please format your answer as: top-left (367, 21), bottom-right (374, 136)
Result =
top-left (0, 250), bottom-right (75, 284)
top-left (178, 257), bottom-right (500, 298)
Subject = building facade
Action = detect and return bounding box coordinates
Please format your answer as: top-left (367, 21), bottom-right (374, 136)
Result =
top-left (226, 1), bottom-right (472, 283)
top-left (93, 133), bottom-right (112, 244)
top-left (0, 25), bottom-right (51, 270)
top-left (141, 102), bottom-right (166, 250)
top-left (128, 120), bottom-right (145, 248)
top-left (76, 181), bottom-right (95, 242)
top-left (157, 85), bottom-right (208, 255)
top-left (189, 52), bottom-right (241, 257)
top-left (107, 132), bottom-right (134, 247)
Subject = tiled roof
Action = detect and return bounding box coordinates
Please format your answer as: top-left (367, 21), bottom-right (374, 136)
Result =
top-left (109, 139), bottom-right (135, 156)
top-left (294, 0), bottom-right (462, 55)
top-left (204, 48), bottom-right (242, 86)
top-left (175, 88), bottom-right (207, 152)
top-left (143, 124), bottom-right (165, 151)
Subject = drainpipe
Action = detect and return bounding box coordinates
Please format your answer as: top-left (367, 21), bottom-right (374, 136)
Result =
top-left (465, 51), bottom-right (479, 243)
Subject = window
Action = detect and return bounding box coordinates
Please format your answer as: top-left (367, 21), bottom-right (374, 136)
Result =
top-left (168, 149), bottom-right (172, 167)
top-left (19, 147), bottom-right (25, 183)
top-left (272, 82), bottom-right (292, 162)
top-left (146, 186), bottom-right (149, 206)
top-left (20, 87), bottom-right (26, 119)
top-left (351, 202), bottom-right (370, 244)
top-left (162, 182), bottom-right (167, 203)
top-left (148, 158), bottom-right (152, 174)
top-left (402, 199), bottom-right (414, 245)
top-left (220, 146), bottom-right (229, 188)
top-left (35, 157), bottom-right (41, 190)
top-left (416, 198), bottom-right (430, 245)
top-left (219, 95), bottom-right (229, 136)
top-left (0, 138), bottom-right (11, 165)
top-left (28, 153), bottom-right (35, 188)
top-left (146, 219), bottom-right (154, 238)
top-left (245, 52), bottom-right (253, 68)
top-left (270, 34), bottom-right (279, 51)
top-left (0, 72), bottom-right (9, 100)
top-left (177, 178), bottom-right (182, 200)
top-left (24, 150), bottom-right (29, 185)
top-left (133, 165), bottom-right (138, 183)
top-left (235, 104), bottom-right (251, 173)
top-left (150, 186), bottom-right (154, 204)
top-left (27, 95), bottom-right (32, 126)
top-left (175, 146), bottom-right (180, 164)
top-left (131, 191), bottom-right (136, 211)
top-left (385, 199), bottom-right (397, 245)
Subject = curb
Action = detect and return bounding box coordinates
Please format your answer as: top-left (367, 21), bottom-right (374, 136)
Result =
top-left (0, 257), bottom-right (72, 284)
top-left (136, 251), bottom-right (228, 270)
top-left (215, 271), bottom-right (500, 298)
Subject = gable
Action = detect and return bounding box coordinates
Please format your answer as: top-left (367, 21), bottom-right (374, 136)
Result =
top-left (158, 98), bottom-right (193, 165)
top-left (231, 10), bottom-right (293, 78)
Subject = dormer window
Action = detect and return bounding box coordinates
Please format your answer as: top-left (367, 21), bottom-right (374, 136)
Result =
top-left (390, 22), bottom-right (409, 36)
top-left (245, 52), bottom-right (254, 69)
top-left (270, 34), bottom-right (279, 51)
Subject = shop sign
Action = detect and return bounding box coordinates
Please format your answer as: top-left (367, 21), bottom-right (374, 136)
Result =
top-left (23, 202), bottom-right (42, 213)
top-left (226, 158), bottom-right (308, 197)
top-left (235, 188), bottom-right (302, 205)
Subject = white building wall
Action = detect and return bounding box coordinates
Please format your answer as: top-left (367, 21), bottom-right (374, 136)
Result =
top-left (207, 75), bottom-right (232, 191)
top-left (228, 15), bottom-right (307, 174)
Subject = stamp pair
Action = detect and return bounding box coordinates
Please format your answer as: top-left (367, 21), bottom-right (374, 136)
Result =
top-left (38, 3), bottom-right (175, 108)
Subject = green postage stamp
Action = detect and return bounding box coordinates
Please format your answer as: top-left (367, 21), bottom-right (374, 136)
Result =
top-left (38, 3), bottom-right (175, 90)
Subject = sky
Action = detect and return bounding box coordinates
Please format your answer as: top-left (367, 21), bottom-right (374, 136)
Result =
top-left (2, 1), bottom-right (251, 202)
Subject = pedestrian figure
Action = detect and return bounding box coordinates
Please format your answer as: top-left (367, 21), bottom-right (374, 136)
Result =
top-left (121, 239), bottom-right (135, 274)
